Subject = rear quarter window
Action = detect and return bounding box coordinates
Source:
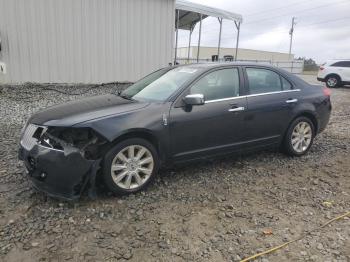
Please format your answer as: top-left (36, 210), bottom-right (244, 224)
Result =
top-left (330, 61), bottom-right (350, 67)
top-left (281, 77), bottom-right (292, 90)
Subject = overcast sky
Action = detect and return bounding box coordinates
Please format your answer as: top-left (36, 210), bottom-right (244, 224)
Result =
top-left (178, 0), bottom-right (350, 63)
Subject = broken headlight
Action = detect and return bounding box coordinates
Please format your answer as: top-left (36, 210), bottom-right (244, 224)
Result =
top-left (37, 127), bottom-right (107, 159)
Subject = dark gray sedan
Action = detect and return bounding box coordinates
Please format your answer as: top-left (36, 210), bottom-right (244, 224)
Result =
top-left (19, 63), bottom-right (332, 199)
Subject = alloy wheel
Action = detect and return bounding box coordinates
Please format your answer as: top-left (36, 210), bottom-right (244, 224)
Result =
top-left (327, 77), bottom-right (337, 87)
top-left (110, 145), bottom-right (154, 189)
top-left (291, 121), bottom-right (312, 153)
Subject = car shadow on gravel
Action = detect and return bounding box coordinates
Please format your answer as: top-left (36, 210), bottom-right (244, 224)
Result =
top-left (91, 148), bottom-right (286, 201)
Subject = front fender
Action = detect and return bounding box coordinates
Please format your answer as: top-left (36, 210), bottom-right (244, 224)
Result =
top-left (74, 103), bottom-right (172, 162)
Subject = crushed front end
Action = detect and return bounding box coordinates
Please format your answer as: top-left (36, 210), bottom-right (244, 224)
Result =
top-left (18, 124), bottom-right (107, 200)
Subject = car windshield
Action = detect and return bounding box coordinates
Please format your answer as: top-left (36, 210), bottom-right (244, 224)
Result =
top-left (120, 67), bottom-right (199, 102)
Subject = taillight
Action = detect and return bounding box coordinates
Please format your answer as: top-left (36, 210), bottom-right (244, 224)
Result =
top-left (323, 87), bottom-right (331, 97)
top-left (319, 66), bottom-right (324, 71)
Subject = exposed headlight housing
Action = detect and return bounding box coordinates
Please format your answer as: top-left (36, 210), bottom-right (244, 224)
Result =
top-left (39, 127), bottom-right (107, 159)
top-left (21, 124), bottom-right (107, 160)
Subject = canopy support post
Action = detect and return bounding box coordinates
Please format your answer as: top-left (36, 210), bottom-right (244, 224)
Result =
top-left (234, 21), bottom-right (240, 61)
top-left (217, 18), bottom-right (223, 61)
top-left (197, 13), bottom-right (202, 63)
top-left (174, 9), bottom-right (180, 65)
top-left (187, 26), bottom-right (193, 63)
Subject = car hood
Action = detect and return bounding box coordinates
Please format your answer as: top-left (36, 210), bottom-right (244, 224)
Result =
top-left (29, 94), bottom-right (149, 126)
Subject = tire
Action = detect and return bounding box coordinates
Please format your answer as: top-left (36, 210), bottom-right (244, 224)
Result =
top-left (283, 117), bottom-right (315, 157)
top-left (102, 138), bottom-right (159, 195)
top-left (325, 75), bottom-right (340, 88)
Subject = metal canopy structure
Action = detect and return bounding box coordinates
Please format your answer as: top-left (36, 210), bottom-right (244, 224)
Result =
top-left (174, 0), bottom-right (243, 64)
top-left (175, 10), bottom-right (208, 31)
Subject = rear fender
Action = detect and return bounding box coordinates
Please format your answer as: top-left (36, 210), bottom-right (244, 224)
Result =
top-left (290, 103), bottom-right (319, 133)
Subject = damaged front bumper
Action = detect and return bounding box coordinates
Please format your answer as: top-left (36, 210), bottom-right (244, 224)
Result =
top-left (18, 124), bottom-right (105, 200)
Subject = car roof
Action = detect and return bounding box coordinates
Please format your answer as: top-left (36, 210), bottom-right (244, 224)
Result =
top-left (173, 62), bottom-right (290, 75)
top-left (325, 59), bottom-right (350, 64)
top-left (171, 62), bottom-right (309, 87)
top-left (175, 62), bottom-right (276, 69)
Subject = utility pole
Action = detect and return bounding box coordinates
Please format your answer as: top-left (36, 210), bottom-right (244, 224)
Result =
top-left (288, 17), bottom-right (296, 60)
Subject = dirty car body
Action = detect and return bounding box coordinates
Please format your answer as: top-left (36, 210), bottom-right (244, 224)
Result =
top-left (18, 63), bottom-right (332, 200)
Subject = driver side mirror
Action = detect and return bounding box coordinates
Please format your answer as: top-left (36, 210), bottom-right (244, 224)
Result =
top-left (183, 94), bottom-right (205, 106)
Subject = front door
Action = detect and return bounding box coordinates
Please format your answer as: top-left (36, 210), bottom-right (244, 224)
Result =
top-left (169, 67), bottom-right (247, 161)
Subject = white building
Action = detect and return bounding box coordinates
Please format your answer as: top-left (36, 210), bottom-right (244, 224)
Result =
top-left (177, 46), bottom-right (294, 62)
top-left (0, 0), bottom-right (175, 83)
top-left (0, 0), bottom-right (243, 83)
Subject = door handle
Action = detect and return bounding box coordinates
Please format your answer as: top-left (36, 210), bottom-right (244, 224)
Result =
top-left (228, 106), bottom-right (245, 112)
top-left (286, 98), bottom-right (298, 103)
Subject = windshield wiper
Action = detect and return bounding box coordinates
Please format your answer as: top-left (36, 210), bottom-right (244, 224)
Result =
top-left (119, 93), bottom-right (134, 101)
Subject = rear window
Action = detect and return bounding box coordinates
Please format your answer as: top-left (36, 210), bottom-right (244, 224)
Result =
top-left (330, 61), bottom-right (350, 67)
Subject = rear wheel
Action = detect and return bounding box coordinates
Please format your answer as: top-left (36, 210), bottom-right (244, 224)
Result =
top-left (102, 138), bottom-right (159, 195)
top-left (325, 75), bottom-right (340, 88)
top-left (283, 117), bottom-right (315, 156)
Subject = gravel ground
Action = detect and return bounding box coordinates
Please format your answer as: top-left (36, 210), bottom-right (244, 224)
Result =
top-left (0, 78), bottom-right (349, 262)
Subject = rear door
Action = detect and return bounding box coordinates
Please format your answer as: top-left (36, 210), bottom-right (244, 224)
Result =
top-left (169, 67), bottom-right (247, 161)
top-left (243, 67), bottom-right (301, 148)
top-left (330, 61), bottom-right (350, 81)
top-left (339, 61), bottom-right (350, 81)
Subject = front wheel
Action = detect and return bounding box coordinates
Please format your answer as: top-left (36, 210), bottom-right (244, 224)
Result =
top-left (283, 117), bottom-right (315, 156)
top-left (102, 138), bottom-right (159, 195)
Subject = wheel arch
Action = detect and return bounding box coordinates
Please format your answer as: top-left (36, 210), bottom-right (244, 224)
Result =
top-left (325, 73), bottom-right (342, 82)
top-left (291, 111), bottom-right (319, 135)
top-left (108, 129), bottom-right (163, 160)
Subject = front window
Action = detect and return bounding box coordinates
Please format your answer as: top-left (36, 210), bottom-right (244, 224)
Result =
top-left (121, 67), bottom-right (199, 102)
top-left (190, 68), bottom-right (240, 101)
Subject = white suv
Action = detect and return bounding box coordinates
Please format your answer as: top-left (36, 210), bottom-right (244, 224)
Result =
top-left (317, 60), bottom-right (350, 88)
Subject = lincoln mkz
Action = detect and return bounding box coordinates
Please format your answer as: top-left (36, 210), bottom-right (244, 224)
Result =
top-left (19, 63), bottom-right (332, 199)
